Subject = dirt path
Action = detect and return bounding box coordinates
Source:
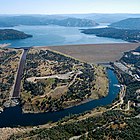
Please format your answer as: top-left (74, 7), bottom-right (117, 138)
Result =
top-left (125, 100), bottom-right (130, 111)
top-left (27, 71), bottom-right (82, 84)
top-left (109, 85), bottom-right (126, 110)
top-left (68, 71), bottom-right (83, 87)
top-left (69, 121), bottom-right (113, 140)
top-left (27, 71), bottom-right (75, 83)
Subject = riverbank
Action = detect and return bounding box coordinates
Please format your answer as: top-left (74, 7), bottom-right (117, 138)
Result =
top-left (0, 68), bottom-right (120, 128)
top-left (20, 48), bottom-right (108, 113)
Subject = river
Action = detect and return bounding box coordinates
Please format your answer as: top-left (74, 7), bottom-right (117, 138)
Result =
top-left (0, 23), bottom-right (121, 127)
top-left (0, 69), bottom-right (120, 127)
top-left (0, 23), bottom-right (127, 48)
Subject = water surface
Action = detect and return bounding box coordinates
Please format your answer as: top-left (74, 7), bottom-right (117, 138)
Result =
top-left (0, 69), bottom-right (120, 127)
top-left (0, 24), bottom-right (127, 48)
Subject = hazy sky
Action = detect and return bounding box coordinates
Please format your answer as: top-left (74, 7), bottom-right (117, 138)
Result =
top-left (0, 0), bottom-right (140, 14)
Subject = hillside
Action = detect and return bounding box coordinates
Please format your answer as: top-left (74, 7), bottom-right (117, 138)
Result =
top-left (0, 48), bottom-right (22, 109)
top-left (20, 48), bottom-right (108, 113)
top-left (110, 18), bottom-right (140, 30)
top-left (8, 46), bottom-right (140, 140)
top-left (0, 29), bottom-right (32, 40)
top-left (62, 13), bottom-right (140, 23)
top-left (0, 15), bottom-right (98, 27)
top-left (120, 46), bottom-right (140, 68)
top-left (81, 27), bottom-right (140, 42)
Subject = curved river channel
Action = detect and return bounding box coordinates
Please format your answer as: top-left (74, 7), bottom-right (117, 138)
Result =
top-left (0, 69), bottom-right (120, 127)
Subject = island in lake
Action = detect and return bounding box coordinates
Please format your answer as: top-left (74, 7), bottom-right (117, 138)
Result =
top-left (0, 29), bottom-right (32, 40)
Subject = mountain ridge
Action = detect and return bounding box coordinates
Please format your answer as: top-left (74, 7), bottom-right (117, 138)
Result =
top-left (0, 15), bottom-right (98, 27)
top-left (109, 18), bottom-right (140, 30)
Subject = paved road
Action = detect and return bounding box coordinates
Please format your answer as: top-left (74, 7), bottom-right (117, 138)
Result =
top-left (12, 49), bottom-right (28, 98)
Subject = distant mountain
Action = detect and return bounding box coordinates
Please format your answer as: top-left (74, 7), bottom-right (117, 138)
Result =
top-left (110, 18), bottom-right (140, 30)
top-left (0, 29), bottom-right (32, 40)
top-left (0, 15), bottom-right (98, 27)
top-left (60, 13), bottom-right (140, 23)
top-left (81, 27), bottom-right (140, 43)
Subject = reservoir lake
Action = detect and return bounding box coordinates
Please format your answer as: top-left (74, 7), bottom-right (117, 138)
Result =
top-left (0, 24), bottom-right (122, 127)
top-left (0, 24), bottom-right (127, 48)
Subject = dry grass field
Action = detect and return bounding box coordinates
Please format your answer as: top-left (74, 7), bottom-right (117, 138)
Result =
top-left (0, 48), bottom-right (22, 109)
top-left (44, 43), bottom-right (140, 63)
top-left (20, 48), bottom-right (108, 113)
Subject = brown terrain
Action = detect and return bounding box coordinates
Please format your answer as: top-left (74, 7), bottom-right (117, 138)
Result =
top-left (0, 47), bottom-right (22, 109)
top-left (20, 48), bottom-right (108, 113)
top-left (0, 43), bottom-right (11, 48)
top-left (1, 43), bottom-right (140, 139)
top-left (43, 43), bottom-right (140, 63)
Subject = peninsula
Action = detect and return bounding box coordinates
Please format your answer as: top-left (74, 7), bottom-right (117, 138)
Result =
top-left (0, 29), bottom-right (32, 40)
top-left (81, 27), bottom-right (140, 43)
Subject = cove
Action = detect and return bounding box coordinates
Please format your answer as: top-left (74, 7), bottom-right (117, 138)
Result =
top-left (0, 69), bottom-right (120, 127)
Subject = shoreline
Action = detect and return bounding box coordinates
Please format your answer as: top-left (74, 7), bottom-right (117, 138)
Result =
top-left (33, 42), bottom-right (140, 48)
top-left (0, 43), bottom-right (11, 48)
top-left (22, 66), bottom-right (109, 114)
top-left (0, 68), bottom-right (120, 128)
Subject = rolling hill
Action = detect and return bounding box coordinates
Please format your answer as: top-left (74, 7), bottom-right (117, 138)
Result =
top-left (0, 29), bottom-right (32, 40)
top-left (81, 27), bottom-right (140, 42)
top-left (0, 15), bottom-right (98, 27)
top-left (109, 18), bottom-right (140, 30)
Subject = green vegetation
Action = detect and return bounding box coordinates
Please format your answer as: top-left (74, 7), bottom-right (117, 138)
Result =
top-left (9, 110), bottom-right (140, 140)
top-left (0, 29), bottom-right (32, 40)
top-left (9, 46), bottom-right (140, 140)
top-left (9, 78), bottom-right (140, 139)
top-left (114, 46), bottom-right (140, 115)
top-left (21, 48), bottom-right (108, 113)
top-left (124, 82), bottom-right (140, 115)
top-left (113, 46), bottom-right (140, 84)
top-left (0, 48), bottom-right (22, 108)
top-left (85, 118), bottom-right (140, 140)
top-left (110, 18), bottom-right (140, 30)
top-left (121, 47), bottom-right (140, 67)
top-left (81, 27), bottom-right (140, 42)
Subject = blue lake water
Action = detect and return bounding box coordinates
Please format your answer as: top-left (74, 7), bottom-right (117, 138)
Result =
top-left (0, 24), bottom-right (127, 48)
top-left (0, 69), bottom-right (120, 127)
top-left (0, 24), bottom-right (121, 127)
